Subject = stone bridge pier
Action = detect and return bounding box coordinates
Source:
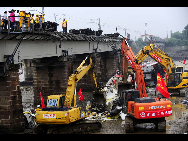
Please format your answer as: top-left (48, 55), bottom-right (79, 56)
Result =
top-left (31, 51), bottom-right (122, 108)
top-left (0, 64), bottom-right (24, 133)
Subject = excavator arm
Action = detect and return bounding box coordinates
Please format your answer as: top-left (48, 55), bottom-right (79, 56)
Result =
top-left (136, 44), bottom-right (175, 84)
top-left (64, 57), bottom-right (97, 107)
top-left (122, 38), bottom-right (147, 97)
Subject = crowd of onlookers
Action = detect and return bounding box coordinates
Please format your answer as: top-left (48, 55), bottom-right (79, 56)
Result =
top-left (1, 9), bottom-right (46, 32)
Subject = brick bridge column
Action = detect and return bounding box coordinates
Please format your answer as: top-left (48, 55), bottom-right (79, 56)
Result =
top-left (0, 64), bottom-right (24, 133)
top-left (32, 57), bottom-right (72, 108)
top-left (32, 52), bottom-right (121, 108)
top-left (95, 52), bottom-right (121, 86)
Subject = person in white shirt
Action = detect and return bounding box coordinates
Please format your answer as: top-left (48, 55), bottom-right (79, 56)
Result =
top-left (15, 10), bottom-right (20, 31)
top-left (4, 11), bottom-right (8, 29)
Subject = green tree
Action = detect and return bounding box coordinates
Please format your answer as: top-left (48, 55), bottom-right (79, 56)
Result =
top-left (135, 38), bottom-right (146, 48)
top-left (171, 31), bottom-right (184, 40)
top-left (166, 24), bottom-right (188, 47)
top-left (182, 25), bottom-right (188, 39)
top-left (166, 38), bottom-right (181, 47)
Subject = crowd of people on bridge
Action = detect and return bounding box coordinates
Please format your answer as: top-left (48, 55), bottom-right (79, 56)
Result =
top-left (1, 8), bottom-right (69, 33)
top-left (1, 9), bottom-right (45, 32)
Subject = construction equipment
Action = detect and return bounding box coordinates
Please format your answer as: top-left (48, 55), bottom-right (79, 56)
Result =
top-left (136, 42), bottom-right (188, 96)
top-left (35, 56), bottom-right (102, 134)
top-left (121, 38), bottom-right (172, 132)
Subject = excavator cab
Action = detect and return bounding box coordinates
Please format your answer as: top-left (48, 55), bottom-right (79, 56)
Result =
top-left (168, 73), bottom-right (182, 87)
top-left (121, 89), bottom-right (156, 114)
top-left (41, 95), bottom-right (69, 111)
top-left (121, 89), bottom-right (139, 114)
top-left (167, 66), bottom-right (188, 96)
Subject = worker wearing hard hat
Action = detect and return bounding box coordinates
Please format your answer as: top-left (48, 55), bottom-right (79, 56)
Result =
top-left (65, 20), bottom-right (67, 33)
top-left (30, 14), bottom-right (34, 24)
top-left (41, 13), bottom-right (45, 30)
top-left (26, 12), bottom-right (30, 28)
top-left (19, 9), bottom-right (25, 28)
top-left (35, 14), bottom-right (39, 30)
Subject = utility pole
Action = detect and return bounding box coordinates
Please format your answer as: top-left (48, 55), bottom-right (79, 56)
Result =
top-left (42, 7), bottom-right (44, 14)
top-left (145, 23), bottom-right (147, 35)
top-left (125, 27), bottom-right (126, 37)
top-left (170, 30), bottom-right (172, 38)
top-left (98, 18), bottom-right (101, 30)
top-left (145, 23), bottom-right (147, 42)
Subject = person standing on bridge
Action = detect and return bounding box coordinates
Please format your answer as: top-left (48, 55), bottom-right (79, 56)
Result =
top-left (30, 14), bottom-right (34, 31)
top-left (10, 9), bottom-right (15, 32)
top-left (3, 11), bottom-right (8, 29)
top-left (15, 10), bottom-right (20, 31)
top-left (19, 9), bottom-right (25, 30)
top-left (41, 13), bottom-right (45, 30)
top-left (35, 14), bottom-right (40, 31)
top-left (62, 19), bottom-right (67, 33)
top-left (65, 20), bottom-right (67, 33)
top-left (1, 18), bottom-right (4, 29)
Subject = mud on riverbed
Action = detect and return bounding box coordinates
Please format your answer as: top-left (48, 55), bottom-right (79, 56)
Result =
top-left (91, 96), bottom-right (188, 134)
top-left (22, 92), bottom-right (188, 134)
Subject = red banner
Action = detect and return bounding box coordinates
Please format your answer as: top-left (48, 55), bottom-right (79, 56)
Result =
top-left (40, 92), bottom-right (45, 108)
top-left (139, 108), bottom-right (172, 119)
top-left (78, 88), bottom-right (83, 101)
top-left (183, 58), bottom-right (186, 64)
top-left (156, 73), bottom-right (170, 98)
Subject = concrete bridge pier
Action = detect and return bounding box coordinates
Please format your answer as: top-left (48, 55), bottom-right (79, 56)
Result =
top-left (0, 64), bottom-right (25, 133)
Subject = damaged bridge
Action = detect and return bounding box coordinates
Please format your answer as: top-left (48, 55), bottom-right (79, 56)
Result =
top-left (0, 31), bottom-right (124, 133)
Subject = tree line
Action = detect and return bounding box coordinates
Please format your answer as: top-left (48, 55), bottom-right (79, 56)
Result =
top-left (135, 24), bottom-right (188, 48)
top-left (166, 24), bottom-right (188, 47)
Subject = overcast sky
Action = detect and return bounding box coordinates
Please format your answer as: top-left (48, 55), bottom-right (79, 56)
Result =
top-left (1, 7), bottom-right (188, 40)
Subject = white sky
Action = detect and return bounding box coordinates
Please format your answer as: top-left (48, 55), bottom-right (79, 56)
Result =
top-left (1, 7), bottom-right (188, 40)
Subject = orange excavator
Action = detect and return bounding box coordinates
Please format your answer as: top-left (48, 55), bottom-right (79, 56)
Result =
top-left (121, 38), bottom-right (172, 132)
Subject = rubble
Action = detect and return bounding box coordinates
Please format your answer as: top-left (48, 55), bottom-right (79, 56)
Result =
top-left (101, 72), bottom-right (122, 112)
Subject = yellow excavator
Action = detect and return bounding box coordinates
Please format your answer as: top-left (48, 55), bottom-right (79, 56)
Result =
top-left (35, 56), bottom-right (102, 134)
top-left (136, 42), bottom-right (188, 96)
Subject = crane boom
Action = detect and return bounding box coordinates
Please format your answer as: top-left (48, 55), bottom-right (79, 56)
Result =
top-left (122, 38), bottom-right (147, 97)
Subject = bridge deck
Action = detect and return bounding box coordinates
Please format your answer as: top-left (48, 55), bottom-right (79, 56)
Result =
top-left (0, 30), bottom-right (122, 42)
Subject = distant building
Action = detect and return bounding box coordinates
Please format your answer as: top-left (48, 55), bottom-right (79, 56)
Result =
top-left (141, 34), bottom-right (153, 42)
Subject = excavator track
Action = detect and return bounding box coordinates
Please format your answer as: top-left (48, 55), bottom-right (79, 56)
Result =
top-left (155, 117), bottom-right (166, 132)
top-left (125, 116), bottom-right (134, 133)
top-left (35, 120), bottom-right (102, 134)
